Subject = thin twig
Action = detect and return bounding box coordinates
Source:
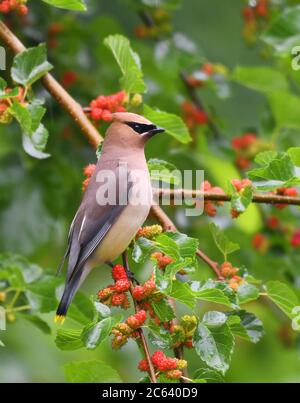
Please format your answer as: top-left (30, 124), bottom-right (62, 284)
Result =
top-left (181, 70), bottom-right (221, 138)
top-left (122, 252), bottom-right (157, 384)
top-left (153, 188), bottom-right (300, 206)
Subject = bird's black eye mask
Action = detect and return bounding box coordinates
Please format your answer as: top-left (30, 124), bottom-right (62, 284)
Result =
top-left (125, 121), bottom-right (156, 134)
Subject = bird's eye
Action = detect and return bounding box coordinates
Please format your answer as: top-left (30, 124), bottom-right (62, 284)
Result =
top-left (126, 121), bottom-right (156, 134)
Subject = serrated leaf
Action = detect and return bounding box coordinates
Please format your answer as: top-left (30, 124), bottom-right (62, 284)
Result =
top-left (166, 281), bottom-right (195, 308)
top-left (237, 283), bottom-right (260, 305)
top-left (144, 104), bottom-right (191, 144)
top-left (248, 152), bottom-right (297, 187)
top-left (55, 328), bottom-right (84, 351)
top-left (41, 0), bottom-right (87, 11)
top-left (26, 276), bottom-right (60, 313)
top-left (262, 5), bottom-right (300, 54)
top-left (151, 299), bottom-right (175, 322)
top-left (166, 232), bottom-right (199, 259)
top-left (9, 101), bottom-right (32, 133)
top-left (64, 360), bottom-right (122, 383)
top-left (67, 291), bottom-right (95, 325)
top-left (104, 34), bottom-right (146, 93)
top-left (81, 316), bottom-right (119, 350)
top-left (209, 222), bottom-right (240, 260)
top-left (232, 66), bottom-right (289, 93)
top-left (193, 315), bottom-right (234, 375)
top-left (265, 281), bottom-right (299, 319)
top-left (0, 78), bottom-right (19, 100)
top-left (148, 158), bottom-right (180, 185)
top-left (227, 311), bottom-right (264, 343)
top-left (132, 237), bottom-right (155, 263)
top-left (11, 44), bottom-right (53, 87)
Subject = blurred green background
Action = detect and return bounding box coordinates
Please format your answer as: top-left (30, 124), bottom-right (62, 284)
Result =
top-left (1, 0), bottom-right (300, 382)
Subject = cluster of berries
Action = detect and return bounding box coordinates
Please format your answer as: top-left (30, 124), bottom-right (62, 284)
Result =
top-left (0, 86), bottom-right (25, 124)
top-left (134, 8), bottom-right (172, 39)
top-left (274, 187), bottom-right (298, 210)
top-left (135, 225), bottom-right (163, 240)
top-left (111, 310), bottom-right (147, 349)
top-left (151, 252), bottom-right (173, 270)
top-left (230, 178), bottom-right (253, 218)
top-left (231, 133), bottom-right (259, 169)
top-left (169, 315), bottom-right (197, 349)
top-left (82, 163), bottom-right (96, 192)
top-left (220, 262), bottom-right (244, 291)
top-left (88, 91), bottom-right (126, 122)
top-left (97, 264), bottom-right (131, 309)
top-left (132, 274), bottom-right (170, 327)
top-left (242, 0), bottom-right (269, 44)
top-left (47, 22), bottom-right (63, 49)
top-left (138, 350), bottom-right (187, 380)
top-left (182, 101), bottom-right (208, 130)
top-left (0, 0), bottom-right (28, 15)
top-left (200, 180), bottom-right (225, 217)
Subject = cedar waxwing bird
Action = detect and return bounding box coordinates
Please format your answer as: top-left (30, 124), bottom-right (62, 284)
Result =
top-left (55, 112), bottom-right (165, 323)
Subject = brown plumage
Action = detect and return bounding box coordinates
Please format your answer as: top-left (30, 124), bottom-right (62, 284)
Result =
top-left (55, 112), bottom-right (164, 322)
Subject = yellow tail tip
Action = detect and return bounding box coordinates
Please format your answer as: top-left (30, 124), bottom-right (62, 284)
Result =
top-left (54, 315), bottom-right (66, 324)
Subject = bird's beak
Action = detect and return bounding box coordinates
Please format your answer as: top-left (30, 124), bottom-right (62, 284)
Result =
top-left (146, 126), bottom-right (165, 138)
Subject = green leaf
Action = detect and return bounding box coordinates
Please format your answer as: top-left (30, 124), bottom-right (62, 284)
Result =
top-left (232, 66), bottom-right (289, 93)
top-left (132, 237), bottom-right (155, 264)
top-left (227, 311), bottom-right (264, 343)
top-left (81, 316), bottom-right (119, 350)
top-left (144, 104), bottom-right (191, 144)
top-left (229, 183), bottom-right (253, 214)
top-left (202, 311), bottom-right (227, 328)
top-left (104, 34), bottom-right (146, 93)
top-left (64, 360), bottom-right (122, 383)
top-left (94, 302), bottom-right (111, 319)
top-left (151, 299), bottom-right (175, 322)
top-left (209, 223), bottom-right (240, 260)
top-left (22, 127), bottom-right (50, 159)
top-left (0, 306), bottom-right (6, 331)
top-left (9, 101), bottom-right (32, 133)
top-left (193, 284), bottom-right (233, 308)
top-left (193, 368), bottom-right (225, 383)
top-left (41, 0), bottom-right (87, 11)
top-left (237, 283), bottom-right (260, 305)
top-left (248, 152), bottom-right (297, 188)
top-left (262, 5), bottom-right (300, 54)
top-left (166, 281), bottom-right (195, 308)
top-left (11, 44), bottom-right (53, 87)
top-left (67, 291), bottom-right (95, 325)
top-left (265, 281), bottom-right (299, 319)
top-left (21, 314), bottom-right (51, 334)
top-left (148, 158), bottom-right (180, 185)
top-left (26, 276), bottom-right (60, 313)
top-left (155, 233), bottom-right (180, 259)
top-left (55, 328), bottom-right (84, 351)
top-left (166, 232), bottom-right (199, 259)
top-left (0, 78), bottom-right (19, 100)
top-left (193, 313), bottom-right (234, 375)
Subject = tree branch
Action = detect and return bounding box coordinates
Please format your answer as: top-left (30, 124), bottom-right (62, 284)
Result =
top-left (153, 188), bottom-right (300, 206)
top-left (0, 21), bottom-right (102, 149)
top-left (122, 252), bottom-right (157, 383)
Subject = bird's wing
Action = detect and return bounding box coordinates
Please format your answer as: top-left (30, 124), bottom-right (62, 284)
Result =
top-left (63, 161), bottom-right (132, 282)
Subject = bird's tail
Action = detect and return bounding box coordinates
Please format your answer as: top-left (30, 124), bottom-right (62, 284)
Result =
top-left (55, 272), bottom-right (81, 324)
